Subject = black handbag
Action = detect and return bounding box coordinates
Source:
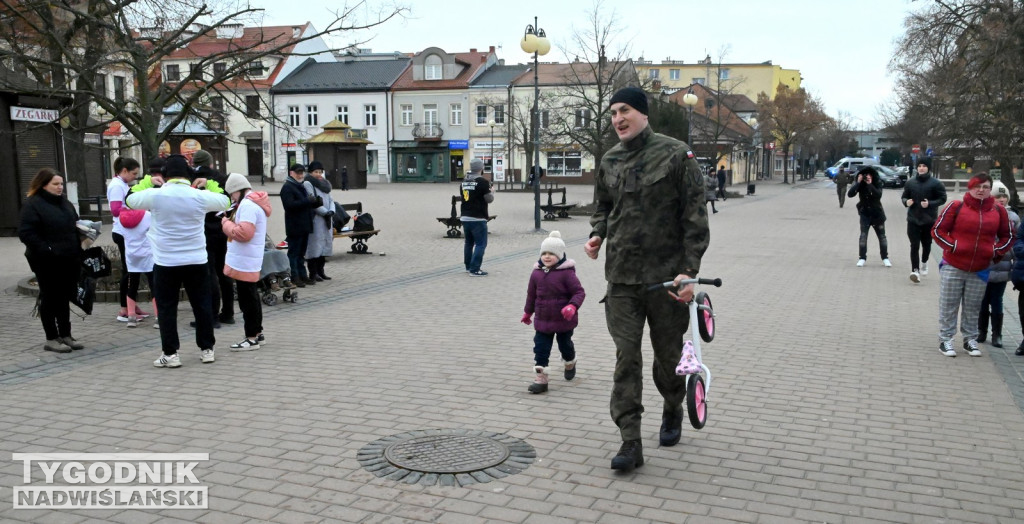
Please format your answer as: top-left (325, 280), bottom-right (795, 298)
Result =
top-left (81, 246), bottom-right (112, 278)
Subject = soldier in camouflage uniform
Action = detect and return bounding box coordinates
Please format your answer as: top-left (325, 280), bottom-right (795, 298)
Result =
top-left (584, 87), bottom-right (710, 472)
top-left (836, 168), bottom-right (850, 208)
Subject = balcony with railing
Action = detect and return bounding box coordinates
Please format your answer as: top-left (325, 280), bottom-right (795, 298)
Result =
top-left (412, 123), bottom-right (444, 140)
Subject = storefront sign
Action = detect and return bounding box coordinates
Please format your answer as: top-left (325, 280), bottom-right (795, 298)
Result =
top-left (10, 106), bottom-right (59, 123)
top-left (473, 140), bottom-right (504, 149)
top-left (448, 140), bottom-right (469, 150)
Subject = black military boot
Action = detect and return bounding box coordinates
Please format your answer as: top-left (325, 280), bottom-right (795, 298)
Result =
top-left (610, 440), bottom-right (644, 471)
top-left (660, 409), bottom-right (683, 447)
top-left (991, 313), bottom-right (1004, 348)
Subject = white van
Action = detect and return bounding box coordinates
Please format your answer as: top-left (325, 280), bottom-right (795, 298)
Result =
top-left (826, 157), bottom-right (880, 179)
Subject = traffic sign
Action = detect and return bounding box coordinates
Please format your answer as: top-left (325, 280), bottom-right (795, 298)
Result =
top-left (912, 144), bottom-right (921, 154)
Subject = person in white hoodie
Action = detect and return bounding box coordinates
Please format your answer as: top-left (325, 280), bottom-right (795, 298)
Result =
top-left (220, 173), bottom-right (271, 351)
top-left (125, 154), bottom-right (230, 368)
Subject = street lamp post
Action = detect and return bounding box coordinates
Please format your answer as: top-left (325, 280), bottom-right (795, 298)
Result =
top-left (488, 119), bottom-right (496, 181)
top-left (521, 17), bottom-right (550, 231)
top-left (682, 89), bottom-right (698, 147)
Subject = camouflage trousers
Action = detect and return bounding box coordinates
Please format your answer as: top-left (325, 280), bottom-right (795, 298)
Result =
top-left (605, 283), bottom-right (689, 441)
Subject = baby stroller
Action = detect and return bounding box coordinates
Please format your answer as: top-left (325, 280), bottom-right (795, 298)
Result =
top-left (259, 235), bottom-right (297, 304)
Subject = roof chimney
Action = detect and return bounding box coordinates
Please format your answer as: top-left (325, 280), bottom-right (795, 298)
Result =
top-left (470, 48), bottom-right (477, 53)
top-left (292, 26), bottom-right (302, 38)
top-left (489, 45), bottom-right (495, 53)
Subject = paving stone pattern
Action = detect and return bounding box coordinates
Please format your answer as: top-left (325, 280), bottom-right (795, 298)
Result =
top-left (1, 178), bottom-right (1024, 522)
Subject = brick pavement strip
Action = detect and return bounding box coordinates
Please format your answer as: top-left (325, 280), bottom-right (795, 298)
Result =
top-left (2, 179), bottom-right (1024, 522)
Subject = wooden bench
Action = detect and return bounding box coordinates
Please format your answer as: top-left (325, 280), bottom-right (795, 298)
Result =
top-left (78, 195), bottom-right (111, 224)
top-left (540, 187), bottom-right (577, 220)
top-left (438, 195), bottom-right (497, 238)
top-left (332, 202), bottom-right (380, 254)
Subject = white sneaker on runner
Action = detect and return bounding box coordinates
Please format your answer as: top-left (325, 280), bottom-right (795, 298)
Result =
top-left (201, 349), bottom-right (215, 363)
top-left (154, 353), bottom-right (182, 368)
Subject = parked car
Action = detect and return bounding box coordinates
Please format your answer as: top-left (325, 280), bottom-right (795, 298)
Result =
top-left (874, 165), bottom-right (905, 188)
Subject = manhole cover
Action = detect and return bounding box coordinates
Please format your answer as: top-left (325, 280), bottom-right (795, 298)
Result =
top-left (358, 429), bottom-right (535, 487)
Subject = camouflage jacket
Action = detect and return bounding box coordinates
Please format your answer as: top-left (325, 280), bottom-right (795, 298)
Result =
top-left (589, 126), bottom-right (710, 284)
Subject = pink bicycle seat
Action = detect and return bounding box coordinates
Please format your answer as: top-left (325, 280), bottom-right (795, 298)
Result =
top-left (676, 340), bottom-right (702, 376)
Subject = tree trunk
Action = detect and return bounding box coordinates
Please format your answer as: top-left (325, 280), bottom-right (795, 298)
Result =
top-left (783, 144), bottom-right (791, 184)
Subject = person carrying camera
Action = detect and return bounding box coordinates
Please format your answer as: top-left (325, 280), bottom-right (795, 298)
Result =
top-left (848, 166), bottom-right (891, 267)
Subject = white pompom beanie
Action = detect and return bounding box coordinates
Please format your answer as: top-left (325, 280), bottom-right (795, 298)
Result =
top-left (540, 231), bottom-right (566, 257)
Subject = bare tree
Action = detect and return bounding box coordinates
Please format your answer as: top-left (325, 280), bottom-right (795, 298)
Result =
top-left (545, 0), bottom-right (636, 173)
top-left (0, 0), bottom-right (405, 177)
top-left (891, 0), bottom-right (1024, 204)
top-left (756, 83), bottom-right (828, 183)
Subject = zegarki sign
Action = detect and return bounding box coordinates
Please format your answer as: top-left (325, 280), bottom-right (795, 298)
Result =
top-left (10, 106), bottom-right (60, 123)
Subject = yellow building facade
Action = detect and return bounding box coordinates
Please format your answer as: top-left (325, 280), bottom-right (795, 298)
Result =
top-left (635, 59), bottom-right (801, 101)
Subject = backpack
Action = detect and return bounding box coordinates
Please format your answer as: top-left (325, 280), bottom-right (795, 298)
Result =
top-left (353, 212), bottom-right (374, 232)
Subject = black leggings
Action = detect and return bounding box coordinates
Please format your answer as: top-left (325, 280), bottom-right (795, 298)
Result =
top-left (32, 256), bottom-right (78, 340)
top-left (235, 279), bottom-right (263, 338)
top-left (112, 233), bottom-right (132, 308)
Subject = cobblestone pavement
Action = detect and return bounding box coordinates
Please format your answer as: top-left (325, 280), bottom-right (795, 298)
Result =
top-left (2, 177), bottom-right (1024, 523)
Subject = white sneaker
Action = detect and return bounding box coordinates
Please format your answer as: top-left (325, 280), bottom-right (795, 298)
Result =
top-left (939, 340), bottom-right (956, 357)
top-left (154, 353), bottom-right (182, 368)
top-left (126, 317), bottom-right (138, 328)
top-left (921, 262), bottom-right (929, 275)
top-left (963, 340), bottom-right (982, 357)
top-left (116, 315), bottom-right (130, 322)
top-left (910, 271), bottom-right (920, 283)
top-left (856, 259), bottom-right (866, 267)
top-left (200, 349), bottom-right (215, 363)
top-left (230, 339), bottom-right (260, 352)
top-left (883, 258), bottom-right (892, 267)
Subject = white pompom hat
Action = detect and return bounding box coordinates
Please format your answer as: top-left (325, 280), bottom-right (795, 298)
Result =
top-left (540, 231), bottom-right (566, 257)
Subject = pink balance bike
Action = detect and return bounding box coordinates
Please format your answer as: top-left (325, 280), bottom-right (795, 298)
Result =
top-left (650, 277), bottom-right (721, 430)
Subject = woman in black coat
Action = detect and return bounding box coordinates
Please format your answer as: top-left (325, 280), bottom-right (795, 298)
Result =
top-left (18, 168), bottom-right (84, 353)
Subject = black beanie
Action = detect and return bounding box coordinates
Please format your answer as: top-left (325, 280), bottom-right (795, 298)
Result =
top-left (162, 154), bottom-right (192, 180)
top-left (609, 86), bottom-right (649, 116)
top-left (917, 157), bottom-right (932, 170)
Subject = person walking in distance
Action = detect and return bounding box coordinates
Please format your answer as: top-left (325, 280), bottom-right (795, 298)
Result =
top-left (107, 157), bottom-right (144, 322)
top-left (716, 164), bottom-right (727, 201)
top-left (584, 86), bottom-right (710, 472)
top-left (835, 168), bottom-right (850, 208)
top-left (932, 173), bottom-right (1012, 358)
top-left (977, 181), bottom-right (1019, 348)
top-left (125, 154), bottom-right (230, 367)
top-left (521, 231), bottom-right (585, 394)
top-left (280, 164), bottom-right (320, 287)
top-left (848, 166), bottom-right (891, 267)
top-left (461, 158), bottom-right (493, 276)
top-left (901, 157), bottom-right (946, 282)
top-left (705, 171), bottom-right (718, 214)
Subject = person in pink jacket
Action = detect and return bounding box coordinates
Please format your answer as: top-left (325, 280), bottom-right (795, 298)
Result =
top-left (521, 231), bottom-right (586, 394)
top-left (220, 173), bottom-right (271, 351)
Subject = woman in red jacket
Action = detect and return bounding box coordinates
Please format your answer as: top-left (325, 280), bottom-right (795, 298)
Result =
top-left (932, 173), bottom-right (1013, 357)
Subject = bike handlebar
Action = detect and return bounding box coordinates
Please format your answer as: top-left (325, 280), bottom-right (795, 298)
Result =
top-left (646, 277), bottom-right (722, 292)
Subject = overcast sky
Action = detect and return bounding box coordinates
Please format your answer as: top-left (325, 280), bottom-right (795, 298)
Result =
top-left (253, 0), bottom-right (916, 129)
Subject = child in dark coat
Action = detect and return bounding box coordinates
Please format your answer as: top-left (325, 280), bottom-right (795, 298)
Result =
top-left (521, 231), bottom-right (586, 394)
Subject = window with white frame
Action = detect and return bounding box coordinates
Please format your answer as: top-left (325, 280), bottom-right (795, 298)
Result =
top-left (425, 54), bottom-right (442, 80)
top-left (476, 104), bottom-right (487, 125)
top-left (540, 110), bottom-right (550, 129)
top-left (493, 104), bottom-right (505, 125)
top-left (720, 68), bottom-right (730, 80)
top-left (306, 105), bottom-right (318, 127)
top-left (450, 103), bottom-right (462, 126)
top-left (547, 151), bottom-right (582, 177)
top-left (693, 77), bottom-right (705, 85)
top-left (423, 104), bottom-right (438, 126)
top-left (400, 104), bottom-right (413, 126)
top-left (113, 75), bottom-right (126, 102)
top-left (213, 61), bottom-right (226, 77)
top-left (365, 104), bottom-right (377, 126)
top-left (336, 105), bottom-right (348, 125)
top-left (574, 108), bottom-right (592, 129)
top-left (189, 63), bottom-right (203, 81)
top-left (288, 105), bottom-right (300, 126)
top-left (648, 69), bottom-right (659, 79)
top-left (669, 69), bottom-right (680, 80)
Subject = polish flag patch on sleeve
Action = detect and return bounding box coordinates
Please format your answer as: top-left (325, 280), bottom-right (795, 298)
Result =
top-left (686, 150), bottom-right (695, 158)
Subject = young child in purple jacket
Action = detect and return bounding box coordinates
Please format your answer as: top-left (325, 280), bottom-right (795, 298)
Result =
top-left (521, 231), bottom-right (586, 394)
